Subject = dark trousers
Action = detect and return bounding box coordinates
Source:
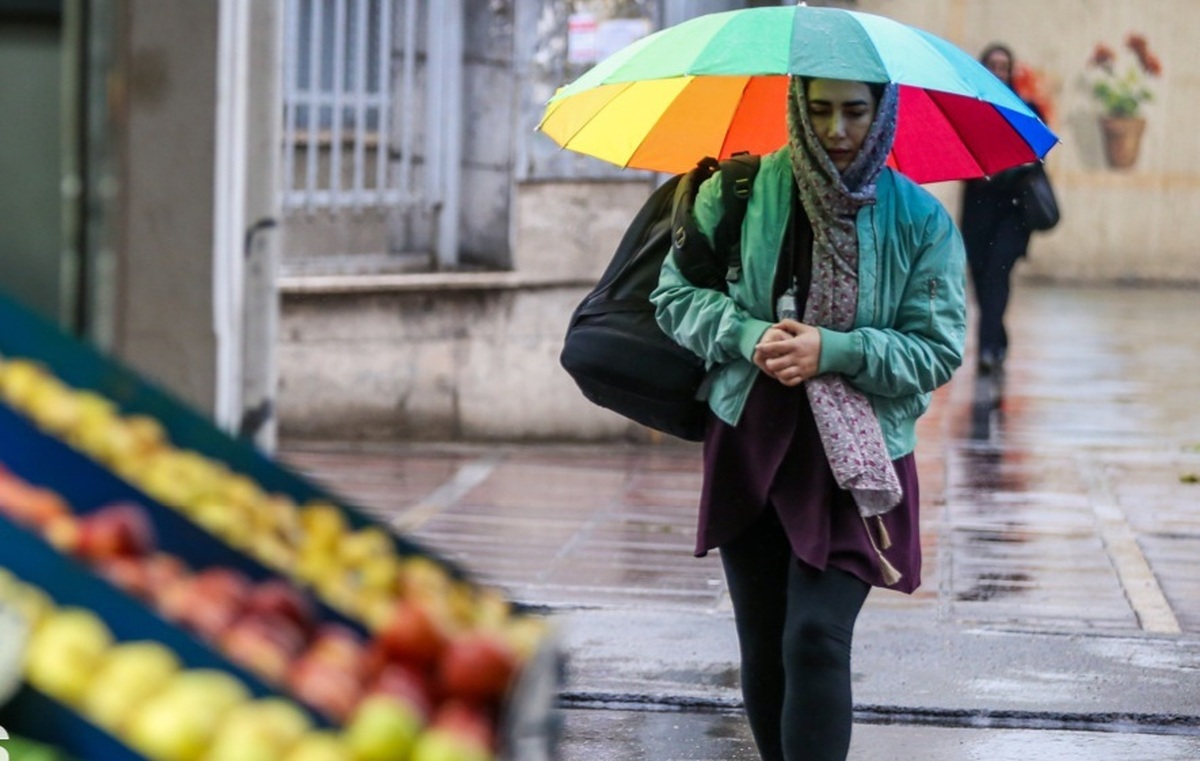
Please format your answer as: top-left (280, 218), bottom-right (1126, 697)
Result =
top-left (719, 509), bottom-right (870, 761)
top-left (965, 214), bottom-right (1030, 361)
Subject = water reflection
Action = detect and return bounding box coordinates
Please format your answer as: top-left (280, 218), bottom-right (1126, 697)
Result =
top-left (969, 368), bottom-right (1005, 442)
top-left (955, 365), bottom-right (1036, 603)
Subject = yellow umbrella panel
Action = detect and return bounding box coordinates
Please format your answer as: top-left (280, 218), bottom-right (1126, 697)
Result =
top-left (538, 75), bottom-right (790, 173)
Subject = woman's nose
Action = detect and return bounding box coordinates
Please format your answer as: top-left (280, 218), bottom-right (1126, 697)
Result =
top-left (826, 113), bottom-right (846, 138)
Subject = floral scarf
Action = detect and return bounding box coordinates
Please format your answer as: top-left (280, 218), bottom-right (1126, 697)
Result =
top-left (785, 77), bottom-right (903, 518)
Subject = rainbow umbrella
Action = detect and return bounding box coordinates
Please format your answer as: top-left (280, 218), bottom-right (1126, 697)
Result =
top-left (538, 5), bottom-right (1058, 183)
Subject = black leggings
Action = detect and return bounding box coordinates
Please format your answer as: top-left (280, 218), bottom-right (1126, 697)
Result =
top-left (720, 509), bottom-right (871, 761)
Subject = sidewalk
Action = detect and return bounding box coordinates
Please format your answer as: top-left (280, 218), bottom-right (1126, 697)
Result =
top-left (280, 283), bottom-right (1200, 759)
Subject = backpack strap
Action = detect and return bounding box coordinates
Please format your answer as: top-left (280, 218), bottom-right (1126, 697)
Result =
top-left (712, 152), bottom-right (760, 284)
top-left (669, 153), bottom-right (760, 291)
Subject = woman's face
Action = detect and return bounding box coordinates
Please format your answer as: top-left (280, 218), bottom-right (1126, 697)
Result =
top-left (984, 49), bottom-right (1013, 86)
top-left (806, 79), bottom-right (878, 173)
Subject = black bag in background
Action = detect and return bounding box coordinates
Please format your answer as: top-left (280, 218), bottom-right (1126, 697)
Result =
top-left (1017, 162), bottom-right (1060, 232)
top-left (559, 155), bottom-right (760, 441)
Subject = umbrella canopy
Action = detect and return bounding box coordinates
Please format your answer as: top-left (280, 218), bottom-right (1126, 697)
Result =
top-left (538, 5), bottom-right (1059, 183)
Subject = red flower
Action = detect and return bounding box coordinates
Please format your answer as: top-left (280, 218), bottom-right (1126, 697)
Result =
top-left (1120, 33), bottom-right (1162, 75)
top-left (1090, 43), bottom-right (1116, 69)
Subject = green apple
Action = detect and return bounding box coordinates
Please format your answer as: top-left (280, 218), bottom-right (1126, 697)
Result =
top-left (282, 732), bottom-right (353, 761)
top-left (82, 640), bottom-right (181, 730)
top-left (343, 694), bottom-right (424, 761)
top-left (409, 728), bottom-right (493, 761)
top-left (24, 607), bottom-right (113, 705)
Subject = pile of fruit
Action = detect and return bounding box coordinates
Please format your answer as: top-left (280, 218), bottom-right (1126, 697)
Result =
top-left (0, 355), bottom-right (553, 761)
top-left (2, 570), bottom-right (500, 760)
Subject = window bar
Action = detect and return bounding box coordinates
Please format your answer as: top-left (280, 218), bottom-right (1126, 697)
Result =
top-left (282, 0), bottom-right (299, 207)
top-left (397, 0), bottom-right (417, 202)
top-left (351, 0), bottom-right (369, 205)
top-left (330, 0), bottom-right (347, 209)
top-left (374, 0), bottom-right (393, 206)
top-left (304, 0), bottom-right (323, 211)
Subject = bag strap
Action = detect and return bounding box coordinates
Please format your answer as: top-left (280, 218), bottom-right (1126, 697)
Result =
top-left (713, 152), bottom-right (760, 284)
top-left (669, 153), bottom-right (760, 291)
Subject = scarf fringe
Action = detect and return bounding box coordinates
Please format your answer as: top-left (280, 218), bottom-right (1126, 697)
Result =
top-left (863, 515), bottom-right (901, 586)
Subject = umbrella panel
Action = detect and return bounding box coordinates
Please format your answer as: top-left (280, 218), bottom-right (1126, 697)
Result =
top-left (539, 6), bottom-right (1058, 182)
top-left (542, 75), bottom-right (1044, 182)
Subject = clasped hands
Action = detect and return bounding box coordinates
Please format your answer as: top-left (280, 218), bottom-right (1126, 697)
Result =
top-left (753, 319), bottom-right (821, 387)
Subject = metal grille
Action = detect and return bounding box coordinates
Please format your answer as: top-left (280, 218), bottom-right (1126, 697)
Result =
top-left (282, 0), bottom-right (419, 211)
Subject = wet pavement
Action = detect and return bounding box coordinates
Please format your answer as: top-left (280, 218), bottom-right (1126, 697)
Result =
top-left (280, 283), bottom-right (1200, 759)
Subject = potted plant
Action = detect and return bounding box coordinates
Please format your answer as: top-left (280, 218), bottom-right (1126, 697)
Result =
top-left (1087, 34), bottom-right (1162, 169)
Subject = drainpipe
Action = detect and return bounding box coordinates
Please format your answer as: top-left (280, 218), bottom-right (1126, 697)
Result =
top-left (238, 0), bottom-right (282, 449)
top-left (213, 0), bottom-right (251, 432)
top-left (429, 0), bottom-right (464, 269)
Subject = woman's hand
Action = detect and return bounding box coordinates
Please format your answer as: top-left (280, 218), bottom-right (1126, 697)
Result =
top-left (753, 319), bottom-right (822, 387)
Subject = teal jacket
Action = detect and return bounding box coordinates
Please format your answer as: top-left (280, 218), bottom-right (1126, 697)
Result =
top-left (650, 148), bottom-right (966, 459)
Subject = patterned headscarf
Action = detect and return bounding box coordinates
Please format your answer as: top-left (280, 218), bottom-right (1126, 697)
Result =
top-left (786, 77), bottom-right (903, 518)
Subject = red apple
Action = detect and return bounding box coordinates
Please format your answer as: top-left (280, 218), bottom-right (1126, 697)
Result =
top-left (158, 574), bottom-right (244, 640)
top-left (190, 566), bottom-right (253, 607)
top-left (431, 698), bottom-right (496, 752)
top-left (369, 662), bottom-right (435, 722)
top-left (436, 632), bottom-right (519, 704)
top-left (245, 578), bottom-right (317, 635)
top-left (143, 552), bottom-right (189, 606)
top-left (0, 468), bottom-right (70, 529)
top-left (42, 512), bottom-right (81, 554)
top-left (95, 555), bottom-right (154, 600)
top-left (220, 612), bottom-right (306, 684)
top-left (304, 623), bottom-right (368, 678)
top-left (288, 655), bottom-right (364, 723)
top-left (375, 600), bottom-right (449, 668)
top-left (75, 502), bottom-right (156, 562)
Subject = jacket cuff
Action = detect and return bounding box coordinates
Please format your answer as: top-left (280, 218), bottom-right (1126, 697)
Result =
top-left (738, 318), bottom-right (775, 362)
top-left (817, 328), bottom-right (864, 375)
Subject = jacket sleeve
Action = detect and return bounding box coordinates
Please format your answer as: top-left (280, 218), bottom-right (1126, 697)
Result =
top-left (817, 204), bottom-right (967, 398)
top-left (650, 175), bottom-right (774, 366)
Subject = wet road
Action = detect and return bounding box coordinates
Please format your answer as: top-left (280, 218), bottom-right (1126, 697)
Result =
top-left (281, 284), bottom-right (1200, 759)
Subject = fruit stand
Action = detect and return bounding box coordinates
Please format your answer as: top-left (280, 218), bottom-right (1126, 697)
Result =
top-left (0, 290), bottom-right (561, 761)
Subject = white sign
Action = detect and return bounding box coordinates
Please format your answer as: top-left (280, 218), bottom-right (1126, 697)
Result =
top-left (0, 723), bottom-right (9, 761)
top-left (567, 12), bottom-right (598, 65)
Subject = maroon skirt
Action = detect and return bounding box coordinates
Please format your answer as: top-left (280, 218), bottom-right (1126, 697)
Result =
top-left (697, 373), bottom-right (922, 593)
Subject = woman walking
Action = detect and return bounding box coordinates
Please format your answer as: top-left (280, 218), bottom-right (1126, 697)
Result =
top-left (960, 43), bottom-right (1042, 374)
top-left (651, 76), bottom-right (966, 760)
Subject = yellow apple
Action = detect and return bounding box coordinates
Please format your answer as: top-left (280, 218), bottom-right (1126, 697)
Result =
top-left (201, 698), bottom-right (313, 761)
top-left (0, 358), bottom-right (50, 407)
top-left (25, 378), bottom-right (82, 435)
top-left (125, 669), bottom-right (251, 761)
top-left (125, 691), bottom-right (219, 761)
top-left (64, 390), bottom-right (119, 453)
top-left (3, 578), bottom-right (54, 630)
top-left (82, 640), bottom-right (181, 731)
top-left (299, 502), bottom-right (347, 552)
top-left (160, 668), bottom-right (251, 712)
top-left (24, 607), bottom-right (113, 705)
top-left (338, 527), bottom-right (394, 567)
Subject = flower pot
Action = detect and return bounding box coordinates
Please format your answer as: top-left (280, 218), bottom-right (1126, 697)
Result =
top-left (1100, 116), bottom-right (1146, 169)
